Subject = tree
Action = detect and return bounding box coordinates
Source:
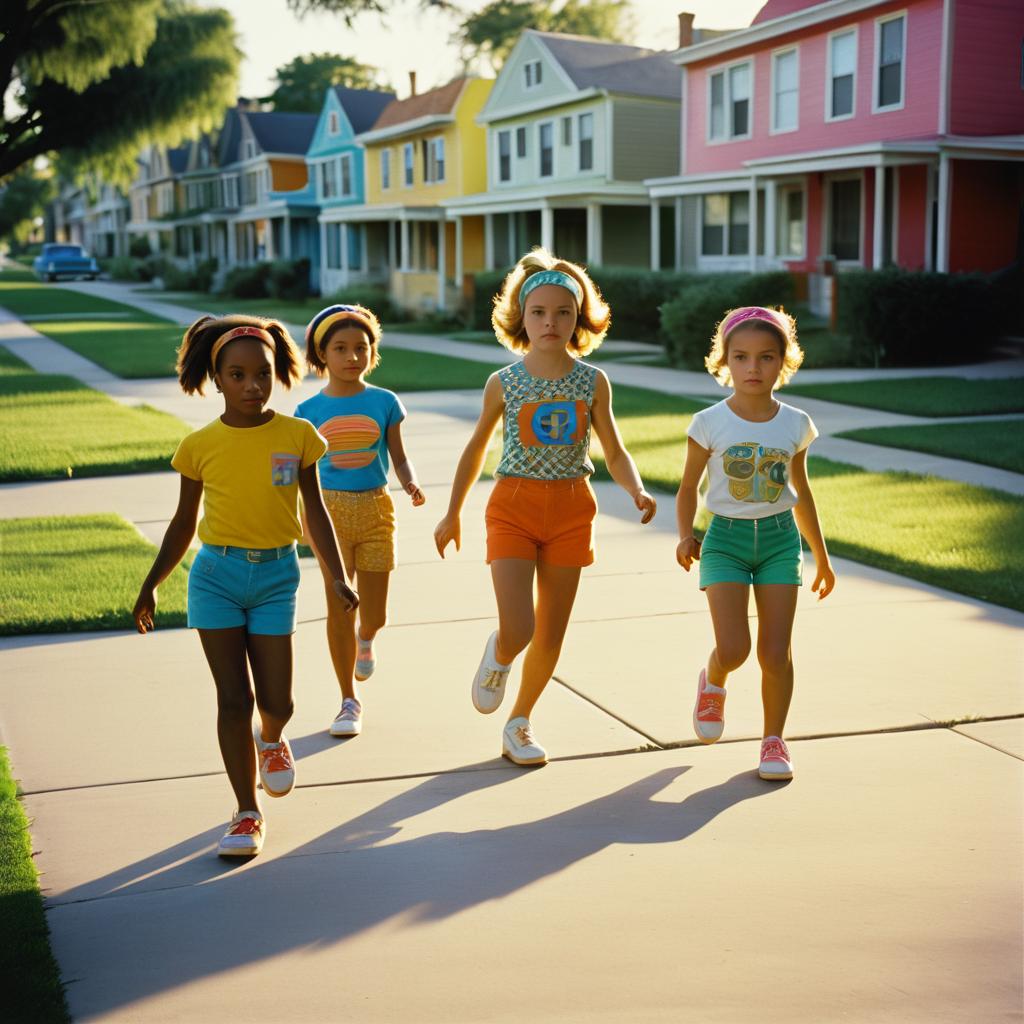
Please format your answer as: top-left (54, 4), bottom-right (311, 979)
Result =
top-left (285, 0), bottom-right (452, 22)
top-left (456, 0), bottom-right (632, 69)
top-left (0, 1), bottom-right (240, 183)
top-left (0, 167), bottom-right (53, 244)
top-left (267, 54), bottom-right (391, 112)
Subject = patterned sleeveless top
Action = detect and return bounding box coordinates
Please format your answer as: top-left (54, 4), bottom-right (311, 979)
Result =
top-left (495, 359), bottom-right (599, 480)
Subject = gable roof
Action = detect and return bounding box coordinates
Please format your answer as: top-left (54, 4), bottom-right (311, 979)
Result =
top-left (331, 86), bottom-right (396, 134)
top-left (371, 77), bottom-right (469, 131)
top-left (217, 107), bottom-right (243, 165)
top-left (752, 0), bottom-right (826, 24)
top-left (245, 111), bottom-right (318, 155)
top-left (167, 145), bottom-right (190, 174)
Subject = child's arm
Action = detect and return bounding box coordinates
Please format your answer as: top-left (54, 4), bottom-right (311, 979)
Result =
top-left (675, 437), bottom-right (711, 571)
top-left (790, 449), bottom-right (836, 600)
top-left (386, 421), bottom-right (425, 507)
top-left (299, 465), bottom-right (359, 611)
top-left (434, 373), bottom-right (504, 557)
top-left (590, 370), bottom-right (656, 524)
top-left (133, 475), bottom-right (203, 633)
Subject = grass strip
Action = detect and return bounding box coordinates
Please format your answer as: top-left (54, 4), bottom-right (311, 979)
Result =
top-left (0, 514), bottom-right (189, 635)
top-left (0, 747), bottom-right (71, 1023)
top-left (786, 376), bottom-right (1024, 416)
top-left (839, 420), bottom-right (1024, 475)
top-left (370, 345), bottom-right (501, 391)
top-left (26, 319), bottom-right (185, 378)
top-left (0, 274), bottom-right (144, 319)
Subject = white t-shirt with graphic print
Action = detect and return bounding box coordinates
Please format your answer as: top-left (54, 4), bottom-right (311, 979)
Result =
top-left (687, 399), bottom-right (818, 520)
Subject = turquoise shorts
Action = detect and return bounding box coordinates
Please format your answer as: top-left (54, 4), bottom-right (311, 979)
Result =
top-left (187, 543), bottom-right (300, 634)
top-left (699, 510), bottom-right (803, 589)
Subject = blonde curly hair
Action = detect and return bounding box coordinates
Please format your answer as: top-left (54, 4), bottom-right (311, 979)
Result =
top-left (491, 248), bottom-right (610, 357)
top-left (705, 306), bottom-right (804, 388)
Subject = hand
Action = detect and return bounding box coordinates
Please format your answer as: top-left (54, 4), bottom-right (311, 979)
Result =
top-left (434, 513), bottom-right (461, 558)
top-left (633, 489), bottom-right (657, 525)
top-left (333, 578), bottom-right (359, 612)
top-left (675, 536), bottom-right (701, 571)
top-left (812, 560), bottom-right (836, 600)
top-left (406, 481), bottom-right (426, 507)
top-left (133, 587), bottom-right (156, 634)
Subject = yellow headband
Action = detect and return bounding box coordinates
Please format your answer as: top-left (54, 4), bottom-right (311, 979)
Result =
top-left (210, 326), bottom-right (275, 374)
top-left (311, 310), bottom-right (377, 353)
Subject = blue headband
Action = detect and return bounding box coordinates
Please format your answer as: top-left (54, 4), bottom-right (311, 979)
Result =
top-left (518, 270), bottom-right (583, 309)
top-left (306, 304), bottom-right (376, 351)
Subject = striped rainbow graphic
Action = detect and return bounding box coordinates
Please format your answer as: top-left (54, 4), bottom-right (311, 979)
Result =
top-left (319, 414), bottom-right (381, 470)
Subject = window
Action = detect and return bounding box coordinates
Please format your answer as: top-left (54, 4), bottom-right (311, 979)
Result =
top-left (578, 112), bottom-right (594, 171)
top-left (828, 29), bottom-right (857, 120)
top-left (222, 176), bottom-right (238, 207)
top-left (320, 160), bottom-right (338, 199)
top-left (562, 117), bottom-right (572, 146)
top-left (243, 140), bottom-right (256, 160)
top-left (433, 137), bottom-right (445, 182)
top-left (403, 143), bottom-right (414, 186)
top-left (772, 49), bottom-right (799, 133)
top-left (328, 111), bottom-right (339, 135)
top-left (497, 130), bottom-right (511, 182)
top-left (777, 186), bottom-right (805, 257)
top-left (829, 178), bottom-right (861, 260)
top-left (421, 137), bottom-right (445, 183)
top-left (701, 193), bottom-right (750, 256)
top-left (381, 149), bottom-right (391, 190)
top-left (875, 15), bottom-right (905, 110)
top-left (538, 122), bottom-right (553, 177)
top-left (340, 154), bottom-right (353, 197)
top-left (516, 126), bottom-right (527, 157)
top-left (708, 61), bottom-right (752, 141)
top-left (524, 60), bottom-right (543, 89)
top-left (326, 223), bottom-right (341, 269)
top-left (242, 170), bottom-right (261, 205)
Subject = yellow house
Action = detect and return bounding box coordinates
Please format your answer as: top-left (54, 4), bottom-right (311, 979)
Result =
top-left (352, 76), bottom-right (492, 312)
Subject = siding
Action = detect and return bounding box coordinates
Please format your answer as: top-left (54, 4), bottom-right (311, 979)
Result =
top-left (949, 160), bottom-right (1024, 271)
top-left (896, 164), bottom-right (928, 269)
top-left (611, 99), bottom-right (680, 181)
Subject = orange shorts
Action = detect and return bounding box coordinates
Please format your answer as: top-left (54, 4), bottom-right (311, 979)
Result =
top-left (485, 476), bottom-right (597, 567)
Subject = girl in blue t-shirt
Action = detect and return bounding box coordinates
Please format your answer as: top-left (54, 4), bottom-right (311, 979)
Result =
top-left (296, 304), bottom-right (425, 738)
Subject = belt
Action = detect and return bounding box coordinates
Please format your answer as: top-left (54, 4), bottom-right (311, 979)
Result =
top-left (204, 543), bottom-right (296, 563)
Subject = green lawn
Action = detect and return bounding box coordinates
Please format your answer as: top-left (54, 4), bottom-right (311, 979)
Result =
top-left (0, 274), bottom-right (140, 319)
top-left (0, 515), bottom-right (189, 635)
top-left (29, 318), bottom-right (184, 378)
top-left (0, 355), bottom-right (188, 481)
top-left (371, 345), bottom-right (501, 391)
top-left (839, 420), bottom-right (1024, 475)
top-left (786, 377), bottom-right (1024, 416)
top-left (0, 748), bottom-right (70, 1022)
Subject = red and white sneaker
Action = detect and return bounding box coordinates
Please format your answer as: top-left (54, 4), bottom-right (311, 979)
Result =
top-left (254, 724), bottom-right (295, 797)
top-left (217, 810), bottom-right (264, 857)
top-left (692, 668), bottom-right (726, 744)
top-left (759, 736), bottom-right (793, 781)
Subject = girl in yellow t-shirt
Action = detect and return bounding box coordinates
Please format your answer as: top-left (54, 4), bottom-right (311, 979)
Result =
top-left (133, 314), bottom-right (358, 859)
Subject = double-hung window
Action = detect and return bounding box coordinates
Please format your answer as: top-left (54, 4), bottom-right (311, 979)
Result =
top-left (403, 143), bottom-right (414, 186)
top-left (777, 186), bottom-right (805, 258)
top-left (321, 160), bottom-right (338, 199)
top-left (708, 61), bottom-right (752, 141)
top-left (524, 60), bottom-right (542, 88)
top-left (497, 130), bottom-right (511, 182)
top-left (701, 193), bottom-right (750, 256)
top-left (432, 137), bottom-right (445, 182)
top-left (516, 126), bottom-right (527, 157)
top-left (538, 122), bottom-right (553, 177)
top-left (771, 48), bottom-right (799, 133)
top-left (340, 154), bottom-right (353, 197)
top-left (875, 14), bottom-right (905, 110)
top-left (578, 112), bottom-right (593, 171)
top-left (381, 149), bottom-right (391, 190)
top-left (828, 29), bottom-right (857, 120)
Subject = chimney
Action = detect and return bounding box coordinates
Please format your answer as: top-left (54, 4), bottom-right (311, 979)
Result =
top-left (409, 71), bottom-right (417, 97)
top-left (678, 12), bottom-right (695, 49)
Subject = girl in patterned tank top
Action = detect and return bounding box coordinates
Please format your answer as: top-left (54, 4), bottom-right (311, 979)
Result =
top-left (434, 248), bottom-right (657, 766)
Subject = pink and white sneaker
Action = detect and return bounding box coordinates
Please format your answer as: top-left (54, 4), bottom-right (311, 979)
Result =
top-left (759, 736), bottom-right (793, 781)
top-left (692, 668), bottom-right (726, 744)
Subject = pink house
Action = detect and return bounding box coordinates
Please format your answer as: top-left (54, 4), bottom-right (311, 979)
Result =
top-left (647, 0), bottom-right (1024, 281)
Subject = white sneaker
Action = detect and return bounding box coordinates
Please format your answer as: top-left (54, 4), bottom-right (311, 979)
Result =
top-left (354, 636), bottom-right (375, 681)
top-left (502, 716), bottom-right (547, 766)
top-left (329, 697), bottom-right (363, 737)
top-left (253, 723), bottom-right (295, 797)
top-left (217, 810), bottom-right (264, 857)
top-left (759, 736), bottom-right (794, 781)
top-left (472, 631), bottom-right (511, 714)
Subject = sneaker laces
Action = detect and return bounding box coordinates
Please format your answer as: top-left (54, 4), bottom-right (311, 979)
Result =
top-left (337, 699), bottom-right (360, 720)
top-left (481, 667), bottom-right (508, 691)
top-left (260, 744), bottom-right (292, 772)
top-left (228, 816), bottom-right (262, 836)
top-left (697, 691), bottom-right (724, 719)
top-left (761, 738), bottom-right (789, 760)
top-left (514, 723), bottom-right (535, 746)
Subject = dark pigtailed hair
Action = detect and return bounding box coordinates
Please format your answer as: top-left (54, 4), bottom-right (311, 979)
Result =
top-left (176, 314), bottom-right (304, 395)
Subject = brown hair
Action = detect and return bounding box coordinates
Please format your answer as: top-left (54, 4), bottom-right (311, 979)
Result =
top-left (176, 314), bottom-right (303, 395)
top-left (304, 304), bottom-right (382, 376)
top-left (491, 248), bottom-right (610, 357)
top-left (705, 306), bottom-right (804, 387)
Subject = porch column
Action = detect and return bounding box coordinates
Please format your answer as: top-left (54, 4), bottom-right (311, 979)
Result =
top-left (227, 220), bottom-right (237, 265)
top-left (650, 201), bottom-right (661, 271)
top-left (265, 219), bottom-right (275, 260)
top-left (484, 213), bottom-right (495, 271)
top-left (400, 218), bottom-right (410, 272)
top-left (586, 203), bottom-right (602, 265)
top-left (748, 177), bottom-right (758, 272)
top-left (764, 180), bottom-right (777, 261)
top-left (437, 215), bottom-right (447, 311)
top-left (361, 226), bottom-right (368, 272)
top-left (936, 152), bottom-right (951, 273)
top-left (388, 221), bottom-right (397, 271)
top-left (318, 221), bottom-right (327, 292)
top-left (924, 162), bottom-right (936, 271)
top-left (282, 214), bottom-right (292, 259)
top-left (340, 222), bottom-right (350, 282)
top-left (673, 197), bottom-right (684, 271)
top-left (454, 215), bottom-right (464, 285)
top-left (541, 205), bottom-right (554, 252)
top-left (872, 166), bottom-right (885, 269)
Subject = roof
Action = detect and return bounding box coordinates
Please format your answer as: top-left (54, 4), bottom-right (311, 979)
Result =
top-left (752, 0), bottom-right (829, 24)
top-left (534, 32), bottom-right (681, 101)
top-left (372, 77), bottom-right (469, 131)
top-left (331, 86), bottom-right (396, 134)
top-left (167, 145), bottom-right (190, 174)
top-left (217, 107), bottom-right (243, 165)
top-left (245, 110), bottom-right (318, 155)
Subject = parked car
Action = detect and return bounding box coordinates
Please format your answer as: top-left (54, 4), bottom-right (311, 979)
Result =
top-left (33, 243), bottom-right (99, 281)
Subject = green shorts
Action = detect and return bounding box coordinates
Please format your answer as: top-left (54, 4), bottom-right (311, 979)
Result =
top-left (699, 510), bottom-right (803, 589)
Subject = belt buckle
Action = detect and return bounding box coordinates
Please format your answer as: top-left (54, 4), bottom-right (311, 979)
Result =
top-left (246, 550), bottom-right (261, 563)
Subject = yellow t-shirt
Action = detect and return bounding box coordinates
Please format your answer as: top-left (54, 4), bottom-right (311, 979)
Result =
top-left (172, 413), bottom-right (327, 549)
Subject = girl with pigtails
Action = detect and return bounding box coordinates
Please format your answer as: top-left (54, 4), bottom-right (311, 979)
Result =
top-left (133, 314), bottom-right (358, 858)
top-left (434, 248), bottom-right (657, 766)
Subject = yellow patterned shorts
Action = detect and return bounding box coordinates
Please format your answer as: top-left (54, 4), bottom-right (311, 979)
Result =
top-left (322, 487), bottom-right (396, 573)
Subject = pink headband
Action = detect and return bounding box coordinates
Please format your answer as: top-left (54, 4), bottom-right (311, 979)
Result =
top-left (210, 326), bottom-right (275, 373)
top-left (720, 307), bottom-right (789, 339)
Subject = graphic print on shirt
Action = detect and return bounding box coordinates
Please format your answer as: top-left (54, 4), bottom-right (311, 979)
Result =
top-left (271, 453), bottom-right (301, 486)
top-left (318, 414), bottom-right (381, 469)
top-left (517, 399), bottom-right (589, 447)
top-left (723, 443), bottom-right (790, 503)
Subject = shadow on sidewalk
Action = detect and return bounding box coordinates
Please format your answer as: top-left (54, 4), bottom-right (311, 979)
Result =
top-left (51, 764), bottom-right (784, 1018)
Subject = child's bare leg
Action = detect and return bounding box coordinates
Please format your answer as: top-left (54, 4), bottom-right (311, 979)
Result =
top-left (322, 549), bottom-right (357, 700)
top-left (247, 633), bottom-right (295, 742)
top-left (198, 627), bottom-right (258, 812)
top-left (705, 582), bottom-right (752, 686)
top-left (490, 558), bottom-right (536, 665)
top-left (508, 561), bottom-right (582, 721)
top-left (354, 569), bottom-right (390, 642)
top-left (753, 585), bottom-right (799, 737)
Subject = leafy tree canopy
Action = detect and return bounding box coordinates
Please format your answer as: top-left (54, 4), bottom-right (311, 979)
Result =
top-left (0, 1), bottom-right (240, 184)
top-left (285, 0), bottom-right (452, 23)
top-left (0, 166), bottom-right (54, 243)
top-left (267, 53), bottom-right (391, 112)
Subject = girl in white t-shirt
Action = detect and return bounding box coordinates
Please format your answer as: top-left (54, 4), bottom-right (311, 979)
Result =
top-left (675, 306), bottom-right (835, 781)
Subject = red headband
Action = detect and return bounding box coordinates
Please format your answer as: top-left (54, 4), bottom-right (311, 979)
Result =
top-left (720, 307), bottom-right (789, 339)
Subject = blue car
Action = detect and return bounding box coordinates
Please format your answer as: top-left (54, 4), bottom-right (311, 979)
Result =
top-left (33, 243), bottom-right (99, 282)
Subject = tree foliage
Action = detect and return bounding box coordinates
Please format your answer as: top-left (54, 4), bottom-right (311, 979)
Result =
top-left (0, 1), bottom-right (240, 183)
top-left (285, 0), bottom-right (452, 23)
top-left (0, 167), bottom-right (54, 243)
top-left (267, 54), bottom-right (391, 112)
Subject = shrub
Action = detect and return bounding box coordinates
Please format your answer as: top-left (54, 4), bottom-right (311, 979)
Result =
top-left (107, 256), bottom-right (141, 281)
top-left (137, 255), bottom-right (171, 283)
top-left (588, 267), bottom-right (701, 341)
top-left (267, 258), bottom-right (312, 301)
top-left (162, 258), bottom-right (217, 293)
top-left (660, 271), bottom-right (795, 369)
top-left (129, 236), bottom-right (152, 259)
top-left (327, 284), bottom-right (404, 323)
top-left (219, 262), bottom-right (271, 298)
top-left (469, 270), bottom-right (509, 331)
top-left (837, 268), bottom-right (1006, 366)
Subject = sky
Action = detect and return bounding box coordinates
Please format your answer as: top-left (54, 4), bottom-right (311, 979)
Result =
top-left (198, 0), bottom-right (767, 100)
